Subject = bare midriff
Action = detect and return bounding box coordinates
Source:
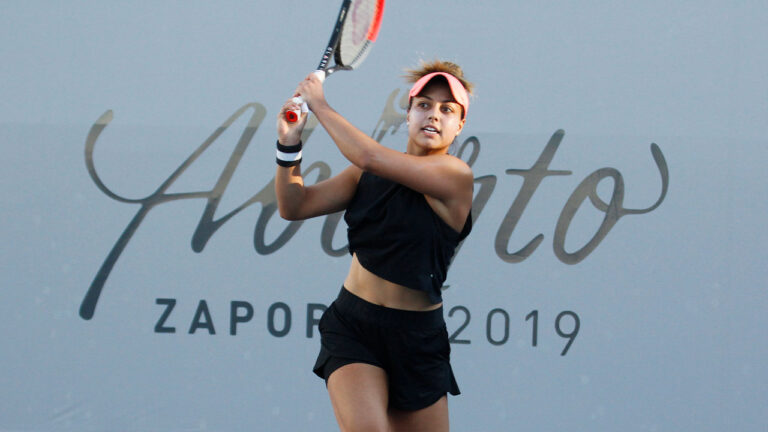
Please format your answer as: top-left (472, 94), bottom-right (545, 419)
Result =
top-left (343, 254), bottom-right (442, 312)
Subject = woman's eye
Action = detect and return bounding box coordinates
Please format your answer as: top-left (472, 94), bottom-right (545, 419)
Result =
top-left (441, 105), bottom-right (454, 113)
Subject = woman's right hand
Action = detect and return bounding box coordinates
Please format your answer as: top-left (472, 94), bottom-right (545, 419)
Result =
top-left (277, 97), bottom-right (307, 146)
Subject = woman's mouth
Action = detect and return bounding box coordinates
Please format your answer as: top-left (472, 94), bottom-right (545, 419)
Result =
top-left (421, 126), bottom-right (440, 136)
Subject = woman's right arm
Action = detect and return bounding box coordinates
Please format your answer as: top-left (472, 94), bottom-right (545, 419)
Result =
top-left (275, 98), bottom-right (362, 221)
top-left (276, 163), bottom-right (361, 220)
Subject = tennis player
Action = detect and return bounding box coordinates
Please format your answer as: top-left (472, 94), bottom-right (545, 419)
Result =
top-left (275, 60), bottom-right (474, 432)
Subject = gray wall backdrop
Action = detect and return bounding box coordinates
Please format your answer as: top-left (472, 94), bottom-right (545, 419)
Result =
top-left (1, 1), bottom-right (766, 431)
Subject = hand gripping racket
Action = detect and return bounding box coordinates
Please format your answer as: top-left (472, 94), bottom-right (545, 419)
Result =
top-left (286, 0), bottom-right (385, 122)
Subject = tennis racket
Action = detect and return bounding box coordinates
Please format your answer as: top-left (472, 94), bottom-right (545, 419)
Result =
top-left (286, 0), bottom-right (385, 122)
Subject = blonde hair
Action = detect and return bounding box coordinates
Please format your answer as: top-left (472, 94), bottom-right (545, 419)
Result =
top-left (403, 59), bottom-right (474, 95)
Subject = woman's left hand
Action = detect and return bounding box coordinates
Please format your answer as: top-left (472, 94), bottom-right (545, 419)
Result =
top-left (294, 72), bottom-right (327, 112)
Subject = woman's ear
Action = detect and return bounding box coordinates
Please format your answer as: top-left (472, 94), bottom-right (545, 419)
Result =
top-left (456, 118), bottom-right (465, 136)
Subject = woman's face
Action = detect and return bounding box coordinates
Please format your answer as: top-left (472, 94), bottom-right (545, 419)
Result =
top-left (406, 80), bottom-right (466, 155)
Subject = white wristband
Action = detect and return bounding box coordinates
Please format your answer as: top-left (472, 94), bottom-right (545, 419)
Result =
top-left (276, 148), bottom-right (303, 162)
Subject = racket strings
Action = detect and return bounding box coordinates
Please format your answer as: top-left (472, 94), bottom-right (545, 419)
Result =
top-left (338, 0), bottom-right (384, 69)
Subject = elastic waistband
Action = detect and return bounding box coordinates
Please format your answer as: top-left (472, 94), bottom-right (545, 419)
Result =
top-left (334, 286), bottom-right (445, 329)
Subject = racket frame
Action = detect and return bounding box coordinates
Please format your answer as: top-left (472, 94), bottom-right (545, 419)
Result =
top-left (285, 0), bottom-right (383, 122)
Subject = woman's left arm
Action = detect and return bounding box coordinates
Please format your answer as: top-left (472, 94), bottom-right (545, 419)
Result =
top-left (296, 74), bottom-right (473, 207)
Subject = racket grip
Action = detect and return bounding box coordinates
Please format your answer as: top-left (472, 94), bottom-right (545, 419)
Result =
top-left (312, 70), bottom-right (326, 82)
top-left (285, 71), bottom-right (325, 122)
top-left (286, 97), bottom-right (308, 123)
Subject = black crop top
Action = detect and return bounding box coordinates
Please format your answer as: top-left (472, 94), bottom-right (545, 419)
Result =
top-left (344, 171), bottom-right (472, 304)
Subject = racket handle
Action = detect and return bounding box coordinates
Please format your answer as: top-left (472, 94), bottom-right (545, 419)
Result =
top-left (285, 71), bottom-right (327, 123)
top-left (311, 70), bottom-right (327, 82)
top-left (286, 97), bottom-right (308, 123)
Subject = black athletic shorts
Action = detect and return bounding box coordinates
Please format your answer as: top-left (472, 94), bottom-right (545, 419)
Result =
top-left (313, 286), bottom-right (460, 411)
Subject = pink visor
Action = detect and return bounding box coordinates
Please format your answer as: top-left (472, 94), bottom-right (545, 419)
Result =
top-left (408, 72), bottom-right (469, 119)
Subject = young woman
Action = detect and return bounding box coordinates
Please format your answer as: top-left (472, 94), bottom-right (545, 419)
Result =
top-left (275, 60), bottom-right (474, 432)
